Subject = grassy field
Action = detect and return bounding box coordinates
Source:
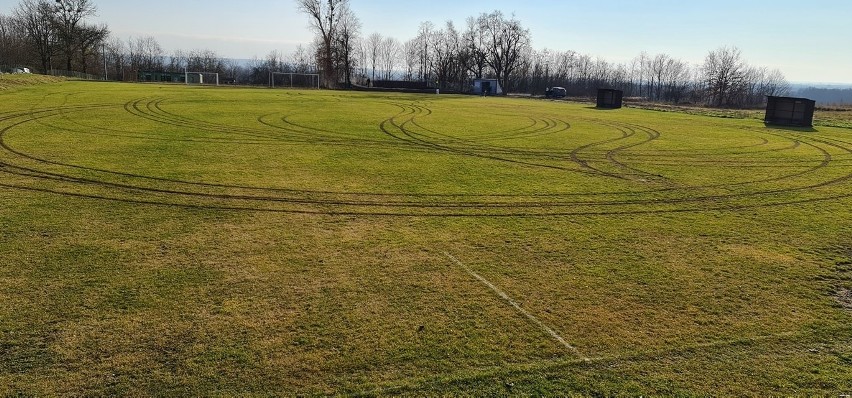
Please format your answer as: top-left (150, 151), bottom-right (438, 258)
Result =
top-left (1, 80), bottom-right (851, 396)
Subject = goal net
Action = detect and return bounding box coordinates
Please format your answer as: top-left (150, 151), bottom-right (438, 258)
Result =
top-left (271, 72), bottom-right (320, 89)
top-left (185, 71), bottom-right (219, 86)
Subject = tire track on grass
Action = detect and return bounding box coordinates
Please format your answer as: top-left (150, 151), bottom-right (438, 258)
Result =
top-left (2, 99), bottom-right (851, 216)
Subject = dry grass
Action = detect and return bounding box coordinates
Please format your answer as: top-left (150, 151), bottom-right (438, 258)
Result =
top-left (625, 100), bottom-right (852, 129)
top-left (0, 74), bottom-right (64, 90)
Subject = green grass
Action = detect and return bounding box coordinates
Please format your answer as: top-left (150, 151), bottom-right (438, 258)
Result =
top-left (1, 81), bottom-right (851, 396)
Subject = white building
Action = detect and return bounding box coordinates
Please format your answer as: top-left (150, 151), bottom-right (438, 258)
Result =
top-left (472, 78), bottom-right (503, 95)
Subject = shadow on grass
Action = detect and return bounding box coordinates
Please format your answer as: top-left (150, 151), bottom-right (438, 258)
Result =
top-left (585, 106), bottom-right (622, 111)
top-left (763, 123), bottom-right (818, 133)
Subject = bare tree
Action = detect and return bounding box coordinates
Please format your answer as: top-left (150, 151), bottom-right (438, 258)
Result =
top-left (527, 49), bottom-right (553, 94)
top-left (221, 58), bottom-right (241, 83)
top-left (763, 68), bottom-right (790, 97)
top-left (0, 14), bottom-right (27, 67)
top-left (14, 0), bottom-right (56, 72)
top-left (630, 51), bottom-right (649, 98)
top-left (167, 49), bottom-right (187, 73)
top-left (51, 0), bottom-right (96, 71)
top-left (661, 57), bottom-right (691, 103)
top-left (335, 3), bottom-right (360, 87)
top-left (291, 44), bottom-right (315, 73)
top-left (103, 36), bottom-right (126, 80)
top-left (402, 38), bottom-right (418, 81)
top-left (647, 53), bottom-right (680, 101)
top-left (77, 22), bottom-right (107, 74)
top-left (354, 38), bottom-right (368, 81)
top-left (296, 0), bottom-right (347, 88)
top-left (127, 36), bottom-right (163, 74)
top-left (478, 11), bottom-right (530, 93)
top-left (703, 46), bottom-right (746, 107)
top-left (366, 32), bottom-right (381, 82)
top-left (0, 14), bottom-right (12, 58)
top-left (430, 21), bottom-right (460, 89)
top-left (461, 16), bottom-right (487, 79)
top-left (265, 49), bottom-right (286, 72)
top-left (379, 36), bottom-right (399, 80)
top-left (415, 21), bottom-right (433, 81)
top-left (186, 49), bottom-right (224, 73)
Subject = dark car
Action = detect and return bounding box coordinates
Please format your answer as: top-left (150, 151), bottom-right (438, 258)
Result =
top-left (546, 86), bottom-right (566, 98)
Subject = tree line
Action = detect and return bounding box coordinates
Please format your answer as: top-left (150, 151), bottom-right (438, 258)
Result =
top-left (0, 0), bottom-right (297, 83)
top-left (296, 0), bottom-right (790, 107)
top-left (1, 0), bottom-right (792, 108)
top-left (2, 0), bottom-right (107, 75)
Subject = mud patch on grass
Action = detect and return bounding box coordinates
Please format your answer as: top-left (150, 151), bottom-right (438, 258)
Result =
top-left (723, 244), bottom-right (796, 264)
top-left (837, 289), bottom-right (852, 311)
top-left (830, 245), bottom-right (852, 312)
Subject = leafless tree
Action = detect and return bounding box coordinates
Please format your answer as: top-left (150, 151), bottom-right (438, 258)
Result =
top-left (127, 35), bottom-right (163, 73)
top-left (478, 11), bottom-right (530, 93)
top-left (402, 38), bottom-right (418, 81)
top-left (415, 21), bottom-right (432, 81)
top-left (657, 56), bottom-right (691, 103)
top-left (430, 21), bottom-right (460, 89)
top-left (167, 49), bottom-right (187, 72)
top-left (0, 14), bottom-right (28, 67)
top-left (51, 0), bottom-right (96, 71)
top-left (77, 22), bottom-right (107, 74)
top-left (102, 36), bottom-right (126, 80)
top-left (366, 32), bottom-right (381, 82)
top-left (354, 39), bottom-right (368, 81)
top-left (296, 0), bottom-right (347, 88)
top-left (629, 51), bottom-right (649, 97)
top-left (185, 49), bottom-right (224, 73)
top-left (378, 36), bottom-right (399, 80)
top-left (1, 13), bottom-right (32, 69)
top-left (526, 49), bottom-right (552, 94)
top-left (265, 49), bottom-right (286, 72)
top-left (335, 3), bottom-right (360, 87)
top-left (762, 68), bottom-right (791, 97)
top-left (291, 44), bottom-right (315, 73)
top-left (221, 58), bottom-right (241, 82)
top-left (13, 0), bottom-right (56, 72)
top-left (703, 46), bottom-right (746, 107)
top-left (461, 16), bottom-right (487, 79)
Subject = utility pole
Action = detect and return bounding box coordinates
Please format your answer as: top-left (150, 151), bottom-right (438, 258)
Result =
top-left (102, 42), bottom-right (107, 80)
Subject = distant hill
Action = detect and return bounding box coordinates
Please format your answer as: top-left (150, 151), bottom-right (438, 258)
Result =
top-left (793, 86), bottom-right (852, 105)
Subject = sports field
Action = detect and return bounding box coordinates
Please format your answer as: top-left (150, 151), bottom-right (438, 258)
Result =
top-left (1, 79), bottom-right (851, 395)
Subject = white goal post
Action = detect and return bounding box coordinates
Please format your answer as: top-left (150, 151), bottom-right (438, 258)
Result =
top-left (184, 70), bottom-right (219, 86)
top-left (270, 72), bottom-right (320, 89)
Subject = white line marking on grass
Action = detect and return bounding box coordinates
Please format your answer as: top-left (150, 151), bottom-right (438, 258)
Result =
top-left (444, 251), bottom-right (588, 361)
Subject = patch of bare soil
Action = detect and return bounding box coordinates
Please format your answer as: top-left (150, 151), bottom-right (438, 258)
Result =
top-left (837, 289), bottom-right (852, 311)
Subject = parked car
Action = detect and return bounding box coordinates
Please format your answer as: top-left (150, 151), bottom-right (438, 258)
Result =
top-left (12, 67), bottom-right (31, 74)
top-left (545, 86), bottom-right (566, 98)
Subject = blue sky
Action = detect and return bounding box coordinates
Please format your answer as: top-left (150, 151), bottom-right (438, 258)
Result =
top-left (2, 0), bottom-right (850, 83)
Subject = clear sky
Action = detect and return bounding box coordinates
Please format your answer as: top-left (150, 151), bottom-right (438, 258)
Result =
top-left (2, 0), bottom-right (850, 83)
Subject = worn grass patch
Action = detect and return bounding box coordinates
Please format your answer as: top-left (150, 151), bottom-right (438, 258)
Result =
top-left (1, 81), bottom-right (851, 395)
top-left (0, 74), bottom-right (64, 90)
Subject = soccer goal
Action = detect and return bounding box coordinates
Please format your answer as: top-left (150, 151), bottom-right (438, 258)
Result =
top-left (271, 72), bottom-right (320, 89)
top-left (184, 71), bottom-right (219, 86)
